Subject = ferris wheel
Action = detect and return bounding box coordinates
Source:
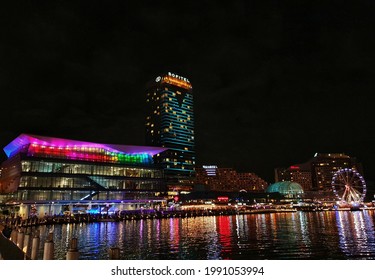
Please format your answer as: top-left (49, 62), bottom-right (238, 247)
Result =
top-left (331, 168), bottom-right (367, 205)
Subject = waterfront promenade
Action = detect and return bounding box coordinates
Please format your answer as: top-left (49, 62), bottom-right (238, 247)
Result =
top-left (1, 207), bottom-right (297, 228)
top-left (2, 203), bottom-right (373, 229)
top-left (2, 206), bottom-right (375, 260)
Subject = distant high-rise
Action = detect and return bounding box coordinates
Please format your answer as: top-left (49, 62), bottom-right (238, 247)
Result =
top-left (274, 164), bottom-right (312, 192)
top-left (145, 72), bottom-right (195, 191)
top-left (275, 153), bottom-right (363, 192)
top-left (310, 153), bottom-right (363, 191)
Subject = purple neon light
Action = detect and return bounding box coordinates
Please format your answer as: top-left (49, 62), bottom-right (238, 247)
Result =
top-left (3, 134), bottom-right (168, 158)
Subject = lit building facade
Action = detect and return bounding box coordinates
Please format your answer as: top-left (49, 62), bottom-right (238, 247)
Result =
top-left (145, 72), bottom-right (195, 191)
top-left (310, 153), bottom-right (363, 191)
top-left (275, 165), bottom-right (312, 192)
top-left (0, 134), bottom-right (168, 217)
top-left (275, 153), bottom-right (363, 193)
top-left (195, 165), bottom-right (268, 192)
top-left (266, 181), bottom-right (304, 199)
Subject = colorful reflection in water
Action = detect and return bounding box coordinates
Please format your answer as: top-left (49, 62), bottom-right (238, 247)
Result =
top-left (335, 211), bottom-right (375, 258)
top-left (35, 211), bottom-right (375, 260)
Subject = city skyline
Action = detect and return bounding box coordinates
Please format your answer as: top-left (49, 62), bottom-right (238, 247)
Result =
top-left (1, 1), bottom-right (374, 186)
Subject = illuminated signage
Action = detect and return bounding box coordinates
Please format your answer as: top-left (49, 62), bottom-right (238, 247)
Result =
top-left (203, 165), bottom-right (217, 169)
top-left (167, 72), bottom-right (190, 83)
top-left (290, 166), bottom-right (300, 170)
top-left (203, 165), bottom-right (217, 176)
top-left (155, 72), bottom-right (192, 90)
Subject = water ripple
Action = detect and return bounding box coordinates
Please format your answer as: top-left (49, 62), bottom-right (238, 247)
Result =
top-left (33, 211), bottom-right (375, 260)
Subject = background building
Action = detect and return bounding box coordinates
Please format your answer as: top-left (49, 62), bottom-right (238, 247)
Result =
top-left (310, 153), bottom-right (363, 191)
top-left (145, 72), bottom-right (195, 192)
top-left (275, 164), bottom-right (312, 192)
top-left (195, 165), bottom-right (268, 192)
top-left (0, 134), bottom-right (167, 217)
top-left (265, 181), bottom-right (304, 202)
top-left (275, 153), bottom-right (364, 198)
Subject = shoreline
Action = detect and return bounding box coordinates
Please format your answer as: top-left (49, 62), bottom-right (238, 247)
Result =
top-left (2, 206), bottom-right (373, 228)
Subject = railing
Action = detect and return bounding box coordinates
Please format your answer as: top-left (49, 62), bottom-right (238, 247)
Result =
top-left (0, 223), bottom-right (120, 260)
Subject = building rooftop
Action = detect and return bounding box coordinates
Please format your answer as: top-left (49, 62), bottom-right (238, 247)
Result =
top-left (266, 181), bottom-right (304, 195)
top-left (3, 134), bottom-right (168, 158)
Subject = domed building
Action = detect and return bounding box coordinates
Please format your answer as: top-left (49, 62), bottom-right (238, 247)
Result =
top-left (266, 181), bottom-right (304, 198)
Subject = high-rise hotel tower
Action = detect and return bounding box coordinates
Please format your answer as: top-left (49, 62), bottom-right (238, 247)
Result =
top-left (145, 72), bottom-right (195, 191)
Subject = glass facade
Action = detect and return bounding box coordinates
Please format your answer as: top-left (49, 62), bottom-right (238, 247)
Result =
top-left (145, 72), bottom-right (196, 182)
top-left (0, 134), bottom-right (167, 212)
top-left (266, 181), bottom-right (304, 196)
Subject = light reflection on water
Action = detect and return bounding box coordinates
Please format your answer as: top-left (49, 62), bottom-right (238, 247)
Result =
top-left (335, 211), bottom-right (375, 258)
top-left (34, 211), bottom-right (375, 260)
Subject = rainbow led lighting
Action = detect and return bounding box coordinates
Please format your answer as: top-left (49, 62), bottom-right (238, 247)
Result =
top-left (4, 134), bottom-right (168, 165)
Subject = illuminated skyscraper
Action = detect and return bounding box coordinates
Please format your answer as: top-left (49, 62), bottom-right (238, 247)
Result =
top-left (145, 72), bottom-right (195, 191)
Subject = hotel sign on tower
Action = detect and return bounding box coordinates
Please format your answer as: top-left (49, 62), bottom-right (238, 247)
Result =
top-left (145, 72), bottom-right (195, 190)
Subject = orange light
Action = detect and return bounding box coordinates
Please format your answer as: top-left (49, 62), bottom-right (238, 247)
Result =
top-left (162, 76), bottom-right (192, 90)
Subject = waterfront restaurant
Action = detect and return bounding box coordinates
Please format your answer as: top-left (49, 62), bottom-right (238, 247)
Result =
top-left (0, 134), bottom-right (168, 217)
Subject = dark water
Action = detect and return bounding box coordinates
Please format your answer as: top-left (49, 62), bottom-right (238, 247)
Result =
top-left (35, 210), bottom-right (375, 260)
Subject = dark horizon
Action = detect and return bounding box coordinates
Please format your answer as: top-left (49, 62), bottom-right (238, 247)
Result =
top-left (1, 1), bottom-right (374, 185)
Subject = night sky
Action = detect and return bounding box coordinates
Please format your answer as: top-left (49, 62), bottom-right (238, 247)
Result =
top-left (1, 1), bottom-right (374, 186)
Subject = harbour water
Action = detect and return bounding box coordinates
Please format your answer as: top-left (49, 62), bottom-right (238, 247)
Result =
top-left (35, 210), bottom-right (375, 260)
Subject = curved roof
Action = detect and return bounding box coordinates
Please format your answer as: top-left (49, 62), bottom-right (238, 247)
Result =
top-left (3, 134), bottom-right (168, 158)
top-left (266, 181), bottom-right (304, 195)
